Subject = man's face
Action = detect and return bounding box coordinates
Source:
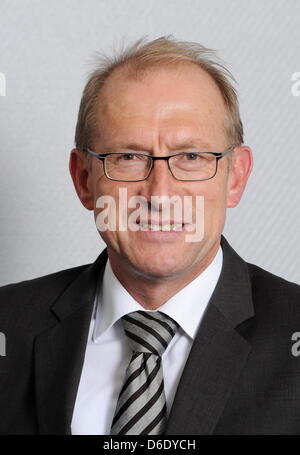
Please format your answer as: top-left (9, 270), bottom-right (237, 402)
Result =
top-left (72, 64), bottom-right (251, 280)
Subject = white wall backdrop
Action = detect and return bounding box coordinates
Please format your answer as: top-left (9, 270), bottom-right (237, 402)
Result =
top-left (0, 0), bottom-right (299, 285)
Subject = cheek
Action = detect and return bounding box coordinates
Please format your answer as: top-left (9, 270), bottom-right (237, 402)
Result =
top-left (197, 176), bottom-right (227, 202)
top-left (92, 171), bottom-right (123, 204)
top-left (200, 179), bottom-right (228, 221)
top-left (92, 179), bottom-right (139, 240)
top-left (203, 193), bottom-right (225, 219)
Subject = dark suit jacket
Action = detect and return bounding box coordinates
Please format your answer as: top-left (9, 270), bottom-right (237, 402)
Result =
top-left (0, 235), bottom-right (299, 435)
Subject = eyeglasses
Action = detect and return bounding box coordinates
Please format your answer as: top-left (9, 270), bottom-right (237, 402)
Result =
top-left (85, 147), bottom-right (234, 182)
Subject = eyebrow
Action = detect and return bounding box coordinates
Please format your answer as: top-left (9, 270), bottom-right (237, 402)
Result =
top-left (111, 140), bottom-right (212, 152)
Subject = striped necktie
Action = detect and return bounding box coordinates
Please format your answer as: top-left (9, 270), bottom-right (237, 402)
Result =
top-left (110, 310), bottom-right (180, 435)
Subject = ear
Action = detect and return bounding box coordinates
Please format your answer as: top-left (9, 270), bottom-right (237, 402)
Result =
top-left (69, 148), bottom-right (94, 210)
top-left (226, 146), bottom-right (253, 208)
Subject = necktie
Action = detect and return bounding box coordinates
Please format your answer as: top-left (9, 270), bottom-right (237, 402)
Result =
top-left (110, 310), bottom-right (180, 435)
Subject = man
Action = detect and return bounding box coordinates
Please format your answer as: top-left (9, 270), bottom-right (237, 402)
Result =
top-left (0, 36), bottom-right (299, 435)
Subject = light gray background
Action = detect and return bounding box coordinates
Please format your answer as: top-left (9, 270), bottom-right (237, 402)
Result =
top-left (0, 0), bottom-right (299, 286)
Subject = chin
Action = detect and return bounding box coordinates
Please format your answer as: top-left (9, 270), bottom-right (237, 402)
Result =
top-left (131, 255), bottom-right (186, 279)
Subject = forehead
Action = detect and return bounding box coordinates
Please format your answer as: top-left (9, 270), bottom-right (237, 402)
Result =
top-left (96, 63), bottom-right (226, 148)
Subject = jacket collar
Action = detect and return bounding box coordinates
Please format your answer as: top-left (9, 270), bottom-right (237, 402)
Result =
top-left (164, 235), bottom-right (254, 434)
top-left (212, 235), bottom-right (254, 326)
top-left (50, 235), bottom-right (254, 326)
top-left (34, 235), bottom-right (254, 434)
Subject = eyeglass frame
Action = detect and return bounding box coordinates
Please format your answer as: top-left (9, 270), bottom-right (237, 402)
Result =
top-left (84, 147), bottom-right (234, 182)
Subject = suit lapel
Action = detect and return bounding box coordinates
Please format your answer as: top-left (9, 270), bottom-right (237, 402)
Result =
top-left (33, 235), bottom-right (254, 435)
top-left (165, 236), bottom-right (254, 435)
top-left (34, 249), bottom-right (108, 434)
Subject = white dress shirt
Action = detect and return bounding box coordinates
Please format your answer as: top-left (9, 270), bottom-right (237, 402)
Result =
top-left (71, 245), bottom-right (223, 435)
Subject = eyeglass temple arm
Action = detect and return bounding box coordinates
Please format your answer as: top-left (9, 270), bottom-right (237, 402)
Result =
top-left (216, 149), bottom-right (234, 160)
top-left (85, 148), bottom-right (106, 160)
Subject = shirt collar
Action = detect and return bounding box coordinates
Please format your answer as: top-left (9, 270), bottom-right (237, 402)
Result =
top-left (92, 245), bottom-right (223, 342)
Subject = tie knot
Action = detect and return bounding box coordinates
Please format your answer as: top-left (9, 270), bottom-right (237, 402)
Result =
top-left (121, 310), bottom-right (180, 356)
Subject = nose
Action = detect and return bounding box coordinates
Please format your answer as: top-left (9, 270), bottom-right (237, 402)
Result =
top-left (144, 157), bottom-right (178, 197)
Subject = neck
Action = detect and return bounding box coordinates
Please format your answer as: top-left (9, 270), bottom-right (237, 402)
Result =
top-left (107, 241), bottom-right (221, 310)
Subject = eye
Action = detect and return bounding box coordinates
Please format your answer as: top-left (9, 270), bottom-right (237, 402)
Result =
top-left (185, 153), bottom-right (198, 160)
top-left (181, 152), bottom-right (213, 162)
top-left (122, 153), bottom-right (136, 160)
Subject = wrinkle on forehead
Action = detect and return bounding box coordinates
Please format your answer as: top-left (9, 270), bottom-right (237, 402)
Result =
top-left (95, 62), bottom-right (227, 151)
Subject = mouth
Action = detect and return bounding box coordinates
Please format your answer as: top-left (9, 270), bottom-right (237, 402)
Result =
top-left (134, 217), bottom-right (187, 232)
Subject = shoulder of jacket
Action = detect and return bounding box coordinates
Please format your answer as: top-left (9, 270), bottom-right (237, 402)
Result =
top-left (0, 263), bottom-right (90, 305)
top-left (246, 261), bottom-right (300, 319)
top-left (247, 262), bottom-right (299, 292)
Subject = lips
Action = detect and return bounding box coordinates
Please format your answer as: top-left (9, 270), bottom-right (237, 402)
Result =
top-left (139, 222), bottom-right (183, 231)
top-left (135, 215), bottom-right (184, 229)
top-left (130, 214), bottom-right (186, 232)
top-left (136, 216), bottom-right (184, 225)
